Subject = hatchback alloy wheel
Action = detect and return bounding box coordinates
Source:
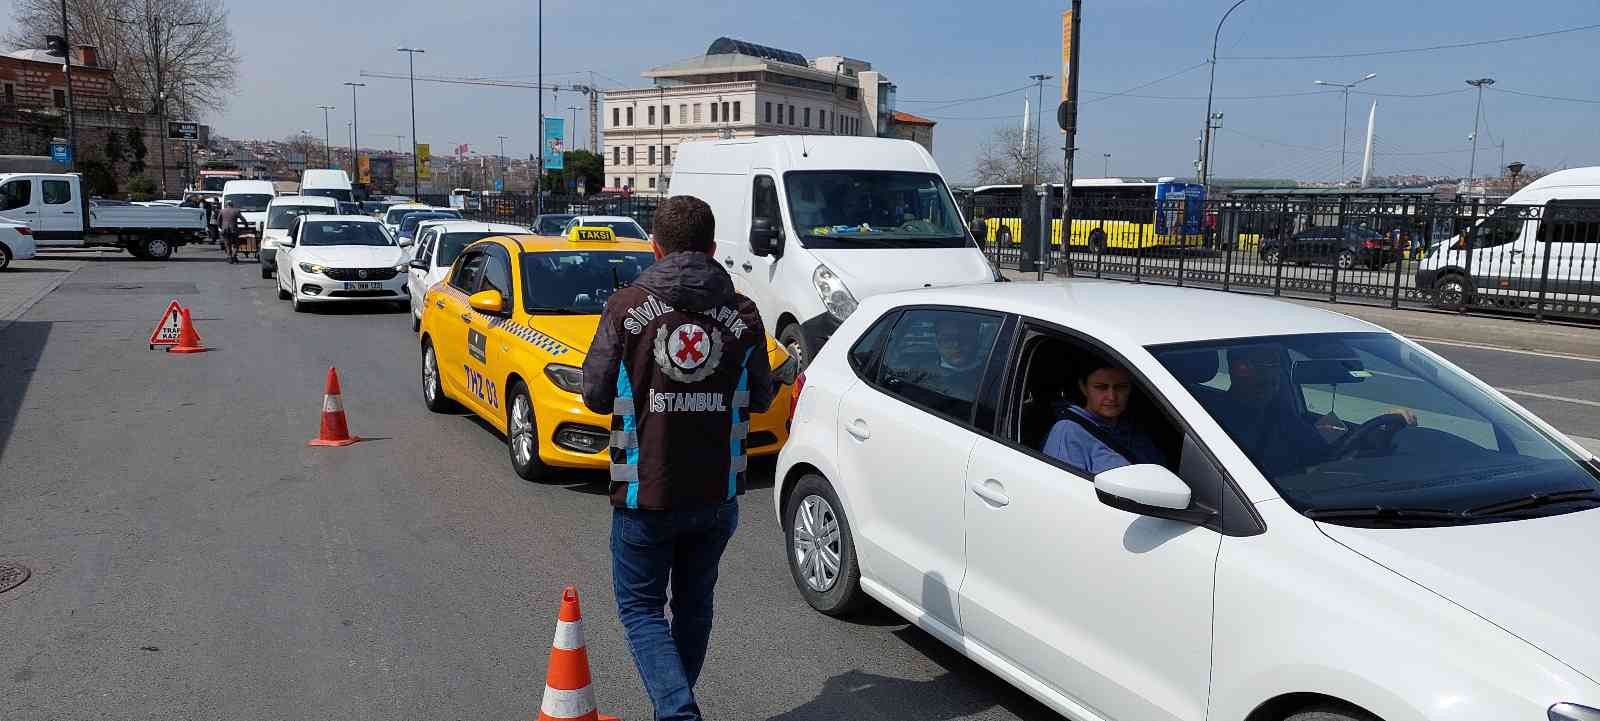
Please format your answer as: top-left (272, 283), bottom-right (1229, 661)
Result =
top-left (792, 494), bottom-right (842, 593)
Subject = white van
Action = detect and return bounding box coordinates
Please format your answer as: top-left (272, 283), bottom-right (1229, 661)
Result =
top-left (258, 195), bottom-right (337, 279)
top-left (220, 179), bottom-right (277, 234)
top-left (300, 169), bottom-right (354, 205)
top-left (1417, 167), bottom-right (1600, 307)
top-left (669, 136), bottom-right (995, 366)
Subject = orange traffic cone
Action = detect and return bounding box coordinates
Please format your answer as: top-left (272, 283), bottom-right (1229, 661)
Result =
top-left (166, 307), bottom-right (208, 354)
top-left (537, 587), bottom-right (618, 721)
top-left (307, 367), bottom-right (361, 447)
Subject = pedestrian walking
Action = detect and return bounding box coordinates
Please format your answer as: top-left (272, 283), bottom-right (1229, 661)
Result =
top-left (581, 196), bottom-right (775, 721)
top-left (216, 203), bottom-right (242, 264)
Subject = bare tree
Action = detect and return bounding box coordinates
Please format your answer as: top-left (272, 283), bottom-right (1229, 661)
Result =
top-left (6, 0), bottom-right (239, 119)
top-left (973, 126), bottom-right (1061, 186)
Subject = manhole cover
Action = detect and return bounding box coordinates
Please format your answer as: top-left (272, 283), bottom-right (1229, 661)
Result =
top-left (0, 563), bottom-right (29, 594)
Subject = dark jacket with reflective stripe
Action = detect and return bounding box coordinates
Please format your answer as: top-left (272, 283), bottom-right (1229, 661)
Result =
top-left (582, 251), bottom-right (773, 510)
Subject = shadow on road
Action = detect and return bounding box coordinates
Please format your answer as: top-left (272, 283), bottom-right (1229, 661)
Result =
top-left (761, 626), bottom-right (1057, 721)
top-left (0, 266), bottom-right (71, 274)
top-left (0, 320), bottom-right (52, 464)
top-left (38, 252), bottom-right (223, 264)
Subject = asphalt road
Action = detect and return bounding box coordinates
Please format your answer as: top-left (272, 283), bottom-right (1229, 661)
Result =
top-left (2, 248), bottom-right (1597, 720)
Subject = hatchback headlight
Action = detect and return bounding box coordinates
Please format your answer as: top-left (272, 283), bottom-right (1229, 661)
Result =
top-left (812, 264), bottom-right (858, 322)
top-left (298, 262), bottom-right (326, 275)
top-left (393, 263), bottom-right (408, 273)
top-left (544, 364), bottom-right (584, 393)
top-left (1551, 704), bottom-right (1600, 721)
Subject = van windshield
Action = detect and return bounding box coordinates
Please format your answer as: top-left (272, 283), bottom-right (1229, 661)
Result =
top-left (783, 171), bottom-right (971, 249)
top-left (302, 188), bottom-right (353, 203)
top-left (224, 194), bottom-right (273, 212)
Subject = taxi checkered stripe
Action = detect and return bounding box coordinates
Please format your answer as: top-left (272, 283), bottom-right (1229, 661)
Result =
top-left (488, 317), bottom-right (570, 356)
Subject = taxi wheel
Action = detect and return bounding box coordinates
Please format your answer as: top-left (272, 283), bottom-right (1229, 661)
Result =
top-left (506, 381), bottom-right (552, 481)
top-left (421, 340), bottom-right (459, 413)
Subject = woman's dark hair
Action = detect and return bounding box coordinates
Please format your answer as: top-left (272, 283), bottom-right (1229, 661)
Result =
top-left (1076, 360), bottom-right (1126, 385)
top-left (652, 196), bottom-right (716, 254)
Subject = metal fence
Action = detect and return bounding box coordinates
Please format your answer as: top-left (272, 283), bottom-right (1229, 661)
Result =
top-left (460, 193), bottom-right (663, 234)
top-left (967, 197), bottom-right (1600, 323)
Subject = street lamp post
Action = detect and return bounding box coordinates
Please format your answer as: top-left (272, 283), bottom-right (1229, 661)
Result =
top-left (1027, 73), bottom-right (1052, 185)
top-left (397, 47), bottom-right (425, 197)
top-left (316, 105), bottom-right (335, 167)
top-left (1465, 78), bottom-right (1495, 192)
top-left (1313, 73), bottom-right (1377, 185)
top-left (59, 0), bottom-right (76, 172)
top-left (344, 82), bottom-right (365, 180)
top-left (1200, 0), bottom-right (1248, 188)
top-left (497, 135), bottom-right (507, 189)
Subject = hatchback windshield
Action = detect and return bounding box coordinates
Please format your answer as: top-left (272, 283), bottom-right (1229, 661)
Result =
top-left (224, 194), bottom-right (273, 212)
top-left (435, 232), bottom-right (505, 268)
top-left (266, 205), bottom-right (331, 229)
top-left (300, 221), bottom-right (393, 247)
top-left (520, 251), bottom-right (654, 314)
top-left (536, 215), bottom-right (575, 235)
top-left (400, 212), bottom-right (459, 237)
top-left (1151, 332), bottom-right (1600, 527)
top-left (572, 220), bottom-right (646, 240)
top-left (783, 171), bottom-right (970, 249)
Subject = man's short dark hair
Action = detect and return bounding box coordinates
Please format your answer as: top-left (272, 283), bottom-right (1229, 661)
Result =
top-left (653, 196), bottom-right (716, 254)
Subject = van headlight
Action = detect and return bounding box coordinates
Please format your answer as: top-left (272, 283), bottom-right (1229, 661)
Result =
top-left (544, 364), bottom-right (584, 393)
top-left (812, 264), bottom-right (858, 321)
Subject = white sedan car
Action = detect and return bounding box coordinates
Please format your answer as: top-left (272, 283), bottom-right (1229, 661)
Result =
top-left (558, 214), bottom-right (647, 240)
top-left (275, 215), bottom-right (410, 312)
top-left (404, 219), bottom-right (529, 330)
top-left (777, 280), bottom-right (1600, 721)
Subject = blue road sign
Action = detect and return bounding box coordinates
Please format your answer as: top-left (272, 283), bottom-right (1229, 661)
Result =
top-left (50, 143), bottom-right (71, 164)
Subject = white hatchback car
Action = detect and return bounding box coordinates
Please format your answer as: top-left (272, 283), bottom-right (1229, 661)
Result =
top-left (275, 214), bottom-right (410, 312)
top-left (404, 219), bottom-right (529, 330)
top-left (559, 215), bottom-right (647, 241)
top-left (777, 280), bottom-right (1600, 721)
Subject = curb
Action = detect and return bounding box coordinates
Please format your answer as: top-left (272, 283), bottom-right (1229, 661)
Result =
top-left (0, 261), bottom-right (83, 335)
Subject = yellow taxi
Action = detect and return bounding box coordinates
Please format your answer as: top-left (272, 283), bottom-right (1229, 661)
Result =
top-left (417, 225), bottom-right (796, 480)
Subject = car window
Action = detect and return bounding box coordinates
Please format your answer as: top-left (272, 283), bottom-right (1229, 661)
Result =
top-left (1538, 200), bottom-right (1600, 244)
top-left (437, 232), bottom-right (503, 268)
top-left (582, 220), bottom-right (647, 240)
top-left (300, 221), bottom-right (393, 247)
top-left (480, 249), bottom-right (513, 298)
top-left (415, 229), bottom-right (436, 262)
top-left (42, 180), bottom-right (72, 205)
top-left (874, 308), bottom-right (1003, 425)
top-left (0, 179), bottom-right (32, 210)
top-left (1468, 205), bottom-right (1525, 249)
top-left (848, 312), bottom-right (896, 375)
top-left (451, 251), bottom-right (486, 293)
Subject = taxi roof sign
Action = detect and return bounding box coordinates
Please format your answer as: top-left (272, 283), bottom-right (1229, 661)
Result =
top-left (569, 226), bottom-right (617, 242)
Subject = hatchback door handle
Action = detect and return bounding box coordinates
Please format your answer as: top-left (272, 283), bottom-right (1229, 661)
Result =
top-left (971, 479), bottom-right (1011, 507)
top-left (742, 262), bottom-right (754, 272)
top-left (844, 419), bottom-right (871, 441)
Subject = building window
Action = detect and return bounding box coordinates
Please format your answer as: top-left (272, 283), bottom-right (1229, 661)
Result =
top-left (820, 110), bottom-right (827, 132)
top-left (679, 104), bottom-right (687, 124)
top-left (614, 147), bottom-right (621, 165)
top-left (733, 101), bottom-right (741, 122)
top-left (648, 176), bottom-right (657, 189)
top-left (664, 146), bottom-right (672, 165)
top-left (53, 89), bottom-right (66, 108)
top-left (663, 104), bottom-right (670, 125)
top-left (627, 146), bottom-right (635, 165)
top-left (788, 105), bottom-right (795, 125)
top-left (626, 177), bottom-right (633, 188)
top-left (612, 107), bottom-right (620, 126)
top-left (803, 107), bottom-right (811, 128)
top-left (626, 107), bottom-right (634, 126)
top-left (693, 103), bottom-right (702, 122)
top-left (647, 105), bottom-right (655, 125)
top-left (3, 84), bottom-right (13, 105)
top-left (613, 177), bottom-right (620, 187)
top-left (846, 87), bottom-right (858, 100)
top-left (710, 103), bottom-right (718, 123)
top-left (648, 146), bottom-right (656, 165)
top-left (721, 102), bottom-right (730, 123)
top-left (764, 102), bottom-right (772, 124)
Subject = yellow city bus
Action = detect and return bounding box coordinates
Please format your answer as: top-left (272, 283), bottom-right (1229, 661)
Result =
top-left (970, 179), bottom-right (1207, 252)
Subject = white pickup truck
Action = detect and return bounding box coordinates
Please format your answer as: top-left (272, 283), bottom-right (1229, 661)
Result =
top-left (0, 173), bottom-right (207, 259)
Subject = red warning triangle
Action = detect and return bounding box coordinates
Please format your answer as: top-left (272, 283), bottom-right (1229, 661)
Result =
top-left (148, 300), bottom-right (185, 348)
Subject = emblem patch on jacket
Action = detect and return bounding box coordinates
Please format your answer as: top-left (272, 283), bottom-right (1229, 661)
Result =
top-left (654, 321), bottom-right (723, 383)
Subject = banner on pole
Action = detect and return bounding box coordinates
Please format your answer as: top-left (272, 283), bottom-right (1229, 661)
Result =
top-left (1060, 10), bottom-right (1073, 132)
top-left (358, 153), bottom-right (371, 185)
top-left (543, 117), bottom-right (565, 171)
top-left (416, 143), bottom-right (432, 180)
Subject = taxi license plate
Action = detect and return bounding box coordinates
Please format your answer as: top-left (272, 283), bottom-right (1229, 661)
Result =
top-left (345, 281), bottom-right (384, 290)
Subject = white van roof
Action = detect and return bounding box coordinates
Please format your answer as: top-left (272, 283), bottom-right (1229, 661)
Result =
top-left (300, 169), bottom-right (353, 189)
top-left (221, 179), bottom-right (276, 195)
top-left (673, 136), bottom-right (940, 175)
top-left (1508, 167), bottom-right (1600, 201)
top-left (268, 195), bottom-right (337, 208)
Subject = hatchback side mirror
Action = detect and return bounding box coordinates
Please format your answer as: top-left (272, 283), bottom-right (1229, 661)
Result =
top-left (750, 217), bottom-right (784, 258)
top-left (1094, 464), bottom-right (1193, 513)
top-left (408, 259), bottom-right (428, 271)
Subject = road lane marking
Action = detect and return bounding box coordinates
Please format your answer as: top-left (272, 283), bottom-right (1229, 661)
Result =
top-left (1414, 337), bottom-right (1600, 364)
top-left (1497, 388), bottom-right (1600, 409)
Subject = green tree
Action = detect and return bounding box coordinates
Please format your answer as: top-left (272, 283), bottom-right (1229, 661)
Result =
top-left (80, 160), bottom-right (118, 197)
top-left (127, 175), bottom-right (157, 201)
top-left (126, 128), bottom-right (148, 175)
top-left (104, 131), bottom-right (125, 167)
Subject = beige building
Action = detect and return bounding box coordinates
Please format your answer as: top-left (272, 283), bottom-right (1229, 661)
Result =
top-left (601, 38), bottom-right (916, 195)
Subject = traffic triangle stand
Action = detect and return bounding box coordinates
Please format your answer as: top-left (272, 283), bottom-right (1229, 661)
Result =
top-left (148, 299), bottom-right (185, 349)
top-left (166, 307), bottom-right (209, 354)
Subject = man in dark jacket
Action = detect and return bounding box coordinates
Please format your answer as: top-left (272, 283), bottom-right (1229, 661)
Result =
top-left (581, 195), bottom-right (773, 721)
top-left (216, 204), bottom-right (244, 264)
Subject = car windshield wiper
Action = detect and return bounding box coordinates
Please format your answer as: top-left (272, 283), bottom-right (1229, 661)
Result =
top-left (523, 305), bottom-right (585, 315)
top-left (1464, 488), bottom-right (1600, 517)
top-left (1303, 505), bottom-right (1466, 524)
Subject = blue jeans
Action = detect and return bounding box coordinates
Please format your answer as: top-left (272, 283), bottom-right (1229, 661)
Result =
top-left (611, 501), bottom-right (739, 721)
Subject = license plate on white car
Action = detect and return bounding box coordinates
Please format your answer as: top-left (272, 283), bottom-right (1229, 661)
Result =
top-left (345, 281), bottom-right (384, 290)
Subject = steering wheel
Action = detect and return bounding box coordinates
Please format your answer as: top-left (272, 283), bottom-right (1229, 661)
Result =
top-left (1329, 412), bottom-right (1409, 460)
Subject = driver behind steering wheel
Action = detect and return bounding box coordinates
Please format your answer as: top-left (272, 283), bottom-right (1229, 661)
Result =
top-left (1206, 345), bottom-right (1415, 475)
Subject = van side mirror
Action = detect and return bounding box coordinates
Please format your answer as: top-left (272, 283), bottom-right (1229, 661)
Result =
top-left (750, 217), bottom-right (784, 258)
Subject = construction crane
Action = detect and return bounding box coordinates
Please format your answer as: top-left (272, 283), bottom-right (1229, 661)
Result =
top-left (358, 71), bottom-right (603, 152)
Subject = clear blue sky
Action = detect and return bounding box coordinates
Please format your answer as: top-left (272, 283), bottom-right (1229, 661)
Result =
top-left (214, 0), bottom-right (1599, 184)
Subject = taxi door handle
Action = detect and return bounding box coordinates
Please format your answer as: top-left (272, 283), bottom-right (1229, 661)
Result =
top-left (435, 300), bottom-right (445, 309)
top-left (460, 313), bottom-right (472, 323)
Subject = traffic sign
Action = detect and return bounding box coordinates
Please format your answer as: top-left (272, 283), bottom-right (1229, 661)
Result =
top-left (148, 300), bottom-right (185, 349)
top-left (167, 121), bottom-right (200, 142)
top-left (494, 178), bottom-right (504, 192)
top-left (49, 142), bottom-right (71, 164)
